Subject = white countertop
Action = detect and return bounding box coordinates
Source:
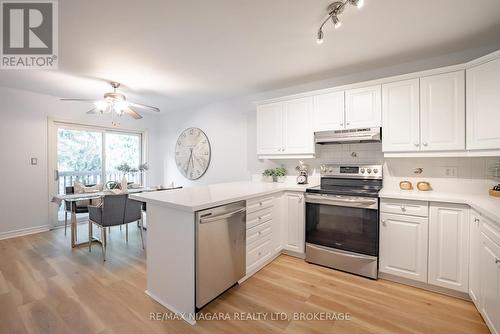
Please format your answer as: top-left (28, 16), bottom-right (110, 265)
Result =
top-left (130, 181), bottom-right (316, 212)
top-left (379, 189), bottom-right (500, 224)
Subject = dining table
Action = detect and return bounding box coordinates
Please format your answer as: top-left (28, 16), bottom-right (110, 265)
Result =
top-left (52, 187), bottom-right (157, 248)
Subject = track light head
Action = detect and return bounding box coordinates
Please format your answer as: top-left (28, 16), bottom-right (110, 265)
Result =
top-left (332, 15), bottom-right (342, 29)
top-left (316, 30), bottom-right (324, 44)
top-left (349, 0), bottom-right (364, 9)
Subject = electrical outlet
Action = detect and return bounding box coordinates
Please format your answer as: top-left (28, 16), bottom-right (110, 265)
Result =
top-left (442, 167), bottom-right (457, 178)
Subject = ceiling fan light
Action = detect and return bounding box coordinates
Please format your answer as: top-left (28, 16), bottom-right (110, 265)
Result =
top-left (94, 100), bottom-right (107, 111)
top-left (316, 30), bottom-right (324, 44)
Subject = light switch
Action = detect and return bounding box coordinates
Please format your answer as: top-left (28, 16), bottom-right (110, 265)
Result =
top-left (31, 158), bottom-right (38, 165)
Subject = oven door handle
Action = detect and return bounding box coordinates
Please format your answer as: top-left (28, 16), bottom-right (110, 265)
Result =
top-left (305, 194), bottom-right (378, 208)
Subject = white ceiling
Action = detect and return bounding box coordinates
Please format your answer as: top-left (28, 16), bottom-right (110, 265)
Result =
top-left (1, 0), bottom-right (500, 112)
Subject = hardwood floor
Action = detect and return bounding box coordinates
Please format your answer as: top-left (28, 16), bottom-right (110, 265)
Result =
top-left (0, 224), bottom-right (489, 334)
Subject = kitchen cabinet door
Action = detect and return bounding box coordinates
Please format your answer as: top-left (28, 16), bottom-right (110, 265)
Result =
top-left (284, 192), bottom-right (305, 254)
top-left (271, 195), bottom-right (284, 254)
top-left (379, 212), bottom-right (428, 282)
top-left (256, 102), bottom-right (283, 155)
top-left (382, 79), bottom-right (420, 152)
top-left (420, 71), bottom-right (465, 151)
top-left (345, 85), bottom-right (382, 129)
top-left (469, 210), bottom-right (481, 307)
top-left (428, 203), bottom-right (469, 292)
top-left (313, 91), bottom-right (345, 132)
top-left (467, 57), bottom-right (500, 150)
top-left (282, 97), bottom-right (315, 155)
top-left (480, 233), bottom-right (500, 334)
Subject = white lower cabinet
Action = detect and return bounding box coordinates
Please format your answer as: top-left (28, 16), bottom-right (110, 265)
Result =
top-left (479, 217), bottom-right (500, 334)
top-left (283, 192), bottom-right (305, 254)
top-left (428, 203), bottom-right (469, 293)
top-left (379, 212), bottom-right (428, 282)
top-left (469, 210), bottom-right (481, 306)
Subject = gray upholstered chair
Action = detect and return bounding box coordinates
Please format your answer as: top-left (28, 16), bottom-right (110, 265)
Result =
top-left (88, 194), bottom-right (127, 261)
top-left (124, 198), bottom-right (145, 249)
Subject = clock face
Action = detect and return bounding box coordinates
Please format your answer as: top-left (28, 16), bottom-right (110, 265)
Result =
top-left (175, 127), bottom-right (211, 180)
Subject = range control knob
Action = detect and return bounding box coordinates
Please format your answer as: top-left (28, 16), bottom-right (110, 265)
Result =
top-left (373, 168), bottom-right (378, 174)
top-left (367, 168), bottom-right (372, 174)
top-left (360, 168), bottom-right (365, 173)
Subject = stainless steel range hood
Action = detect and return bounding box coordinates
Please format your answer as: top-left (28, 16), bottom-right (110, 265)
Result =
top-left (315, 127), bottom-right (381, 144)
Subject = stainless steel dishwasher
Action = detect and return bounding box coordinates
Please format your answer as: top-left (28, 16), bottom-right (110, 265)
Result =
top-left (196, 201), bottom-right (246, 309)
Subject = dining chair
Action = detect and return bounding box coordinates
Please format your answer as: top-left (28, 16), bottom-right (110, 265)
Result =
top-left (88, 194), bottom-right (127, 261)
top-left (64, 185), bottom-right (94, 236)
top-left (124, 198), bottom-right (145, 249)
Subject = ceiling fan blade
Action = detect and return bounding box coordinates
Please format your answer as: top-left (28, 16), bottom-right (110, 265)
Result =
top-left (123, 107), bottom-right (143, 120)
top-left (86, 108), bottom-right (97, 114)
top-left (60, 98), bottom-right (97, 102)
top-left (128, 101), bottom-right (160, 112)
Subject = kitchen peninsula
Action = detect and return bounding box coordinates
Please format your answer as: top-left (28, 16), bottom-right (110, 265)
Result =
top-left (130, 180), bottom-right (316, 324)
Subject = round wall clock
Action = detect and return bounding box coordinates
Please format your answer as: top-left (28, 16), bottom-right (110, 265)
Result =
top-left (175, 127), bottom-right (211, 180)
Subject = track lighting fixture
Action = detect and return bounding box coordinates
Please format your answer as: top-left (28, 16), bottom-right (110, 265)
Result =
top-left (316, 0), bottom-right (365, 44)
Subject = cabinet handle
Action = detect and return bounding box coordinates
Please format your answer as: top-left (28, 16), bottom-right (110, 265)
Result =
top-left (496, 259), bottom-right (500, 264)
top-left (474, 218), bottom-right (480, 223)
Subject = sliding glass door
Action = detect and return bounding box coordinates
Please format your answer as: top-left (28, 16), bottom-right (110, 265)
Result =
top-left (50, 122), bottom-right (144, 226)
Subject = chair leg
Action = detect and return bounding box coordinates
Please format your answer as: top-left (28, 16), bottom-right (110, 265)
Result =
top-left (101, 226), bottom-right (106, 261)
top-left (64, 212), bottom-right (68, 236)
top-left (139, 219), bottom-right (145, 250)
top-left (126, 223), bottom-right (128, 243)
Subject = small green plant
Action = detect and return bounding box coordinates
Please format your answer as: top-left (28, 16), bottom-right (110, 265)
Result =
top-left (116, 162), bottom-right (132, 173)
top-left (274, 167), bottom-right (287, 177)
top-left (262, 169), bottom-right (275, 177)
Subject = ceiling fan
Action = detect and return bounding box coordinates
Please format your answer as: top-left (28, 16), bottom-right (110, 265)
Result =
top-left (60, 82), bottom-right (160, 120)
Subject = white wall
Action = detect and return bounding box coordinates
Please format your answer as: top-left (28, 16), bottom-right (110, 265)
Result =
top-left (0, 86), bottom-right (164, 237)
top-left (161, 46), bottom-right (500, 187)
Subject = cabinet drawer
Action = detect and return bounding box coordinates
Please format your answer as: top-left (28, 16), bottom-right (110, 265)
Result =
top-left (247, 237), bottom-right (272, 269)
top-left (246, 206), bottom-right (273, 229)
top-left (380, 198), bottom-right (428, 217)
top-left (247, 221), bottom-right (272, 247)
top-left (247, 196), bottom-right (274, 214)
top-left (481, 217), bottom-right (500, 247)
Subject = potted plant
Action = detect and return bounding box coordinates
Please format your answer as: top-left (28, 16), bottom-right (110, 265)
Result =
top-left (262, 169), bottom-right (275, 182)
top-left (275, 167), bottom-right (287, 183)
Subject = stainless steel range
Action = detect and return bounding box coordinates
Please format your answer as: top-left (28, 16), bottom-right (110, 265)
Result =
top-left (305, 164), bottom-right (383, 279)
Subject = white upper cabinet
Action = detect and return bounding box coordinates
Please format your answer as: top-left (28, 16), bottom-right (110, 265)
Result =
top-left (256, 98), bottom-right (314, 158)
top-left (420, 71), bottom-right (465, 151)
top-left (428, 203), bottom-right (469, 293)
top-left (382, 79), bottom-right (420, 152)
top-left (283, 97), bottom-right (314, 154)
top-left (256, 102), bottom-right (283, 155)
top-left (345, 85), bottom-right (382, 129)
top-left (467, 57), bottom-right (500, 150)
top-left (313, 91), bottom-right (345, 132)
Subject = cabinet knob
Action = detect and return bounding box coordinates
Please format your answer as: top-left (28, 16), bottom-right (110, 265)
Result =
top-left (258, 231), bottom-right (262, 235)
top-left (474, 218), bottom-right (480, 223)
top-left (414, 143), bottom-right (420, 147)
top-left (496, 259), bottom-right (500, 264)
top-left (381, 220), bottom-right (386, 226)
top-left (258, 251), bottom-right (262, 256)
top-left (346, 122), bottom-right (350, 126)
top-left (340, 123), bottom-right (344, 126)
top-left (423, 143), bottom-right (428, 147)
top-left (401, 206), bottom-right (406, 212)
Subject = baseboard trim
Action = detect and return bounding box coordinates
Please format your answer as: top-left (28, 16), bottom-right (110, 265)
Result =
top-left (144, 290), bottom-right (196, 325)
top-left (0, 225), bottom-right (51, 240)
top-left (379, 272), bottom-right (471, 300)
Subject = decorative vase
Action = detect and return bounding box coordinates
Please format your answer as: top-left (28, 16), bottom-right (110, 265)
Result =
top-left (263, 175), bottom-right (273, 183)
top-left (121, 176), bottom-right (128, 193)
